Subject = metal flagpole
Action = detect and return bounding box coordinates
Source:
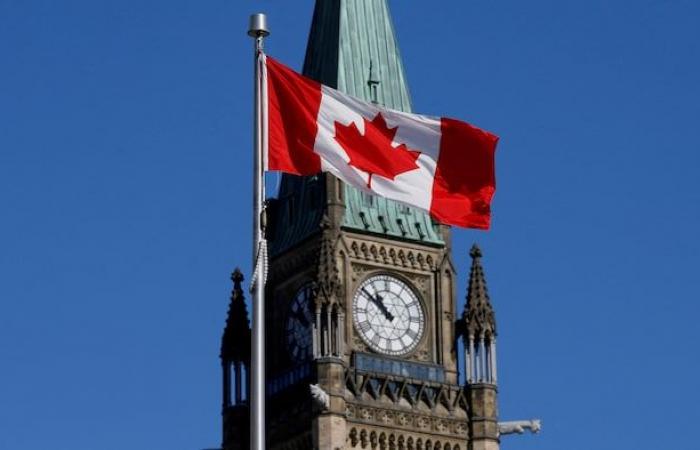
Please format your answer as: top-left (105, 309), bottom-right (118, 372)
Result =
top-left (248, 13), bottom-right (269, 450)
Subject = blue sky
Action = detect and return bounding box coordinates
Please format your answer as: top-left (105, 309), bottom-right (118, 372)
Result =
top-left (1, 1), bottom-right (699, 449)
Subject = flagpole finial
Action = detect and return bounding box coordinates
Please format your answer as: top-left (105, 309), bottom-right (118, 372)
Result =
top-left (248, 13), bottom-right (270, 38)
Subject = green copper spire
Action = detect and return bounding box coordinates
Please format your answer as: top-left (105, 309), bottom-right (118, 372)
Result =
top-left (271, 0), bottom-right (443, 255)
top-left (303, 0), bottom-right (413, 111)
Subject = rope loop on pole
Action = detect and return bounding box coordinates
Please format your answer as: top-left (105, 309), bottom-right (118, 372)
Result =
top-left (249, 239), bottom-right (268, 293)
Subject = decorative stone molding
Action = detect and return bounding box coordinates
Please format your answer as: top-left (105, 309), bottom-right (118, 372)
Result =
top-left (345, 370), bottom-right (469, 420)
top-left (346, 426), bottom-right (465, 450)
top-left (346, 403), bottom-right (468, 437)
top-left (347, 238), bottom-right (441, 272)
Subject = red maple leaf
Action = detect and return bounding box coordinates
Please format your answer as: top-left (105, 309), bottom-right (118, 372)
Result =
top-left (334, 113), bottom-right (421, 189)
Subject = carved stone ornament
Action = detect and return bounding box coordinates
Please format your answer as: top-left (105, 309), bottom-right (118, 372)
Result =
top-left (435, 420), bottom-right (448, 433)
top-left (314, 216), bottom-right (344, 304)
top-left (378, 410), bottom-right (394, 424)
top-left (353, 335), bottom-right (369, 353)
top-left (346, 403), bottom-right (468, 437)
top-left (498, 419), bottom-right (542, 436)
top-left (416, 417), bottom-right (431, 430)
top-left (413, 348), bottom-right (430, 362)
top-left (347, 238), bottom-right (441, 272)
top-left (309, 383), bottom-right (330, 410)
top-left (347, 426), bottom-right (466, 450)
top-left (397, 413), bottom-right (410, 427)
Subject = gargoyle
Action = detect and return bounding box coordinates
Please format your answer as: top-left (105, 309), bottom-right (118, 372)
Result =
top-left (498, 419), bottom-right (542, 436)
top-left (309, 383), bottom-right (330, 410)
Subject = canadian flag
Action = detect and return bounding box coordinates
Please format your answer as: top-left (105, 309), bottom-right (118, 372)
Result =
top-left (263, 55), bottom-right (498, 229)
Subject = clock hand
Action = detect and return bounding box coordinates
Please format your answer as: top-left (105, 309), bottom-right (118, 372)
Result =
top-left (376, 295), bottom-right (395, 322)
top-left (362, 287), bottom-right (395, 321)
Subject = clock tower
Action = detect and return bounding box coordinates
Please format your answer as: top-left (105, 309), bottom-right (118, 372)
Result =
top-left (220, 1), bottom-right (501, 449)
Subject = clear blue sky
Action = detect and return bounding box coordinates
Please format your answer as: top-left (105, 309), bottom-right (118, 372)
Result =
top-left (1, 1), bottom-right (699, 449)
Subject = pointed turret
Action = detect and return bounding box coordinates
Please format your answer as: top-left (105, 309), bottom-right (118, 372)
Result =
top-left (314, 216), bottom-right (342, 304)
top-left (270, 0), bottom-right (443, 257)
top-left (463, 245), bottom-right (497, 339)
top-left (311, 216), bottom-right (345, 359)
top-left (461, 245), bottom-right (500, 450)
top-left (460, 244), bottom-right (497, 385)
top-left (220, 269), bottom-right (251, 450)
top-left (221, 268), bottom-right (251, 364)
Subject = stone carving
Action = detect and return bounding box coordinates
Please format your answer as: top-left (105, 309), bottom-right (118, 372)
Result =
top-left (401, 271), bottom-right (429, 293)
top-left (359, 407), bottom-right (373, 420)
top-left (498, 419), bottom-right (542, 436)
top-left (314, 217), bottom-right (343, 304)
top-left (413, 349), bottom-right (430, 362)
top-left (407, 251), bottom-right (416, 268)
top-left (346, 426), bottom-right (464, 450)
top-left (346, 403), bottom-right (467, 438)
top-left (435, 420), bottom-right (448, 433)
top-left (309, 384), bottom-right (330, 410)
top-left (378, 410), bottom-right (393, 424)
top-left (454, 422), bottom-right (467, 435)
top-left (416, 417), bottom-right (430, 430)
top-left (347, 239), bottom-right (440, 271)
top-left (396, 413), bottom-right (410, 427)
top-left (352, 335), bottom-right (369, 352)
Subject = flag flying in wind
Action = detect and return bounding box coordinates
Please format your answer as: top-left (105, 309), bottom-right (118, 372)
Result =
top-left (262, 55), bottom-right (499, 229)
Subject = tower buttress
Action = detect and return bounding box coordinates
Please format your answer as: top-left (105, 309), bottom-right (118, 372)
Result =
top-left (310, 216), bottom-right (347, 450)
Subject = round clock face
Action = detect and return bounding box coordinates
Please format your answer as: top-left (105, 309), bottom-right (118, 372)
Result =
top-left (285, 284), bottom-right (314, 363)
top-left (352, 275), bottom-right (425, 356)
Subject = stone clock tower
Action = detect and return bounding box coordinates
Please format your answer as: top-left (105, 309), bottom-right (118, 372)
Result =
top-left (219, 1), bottom-right (503, 449)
